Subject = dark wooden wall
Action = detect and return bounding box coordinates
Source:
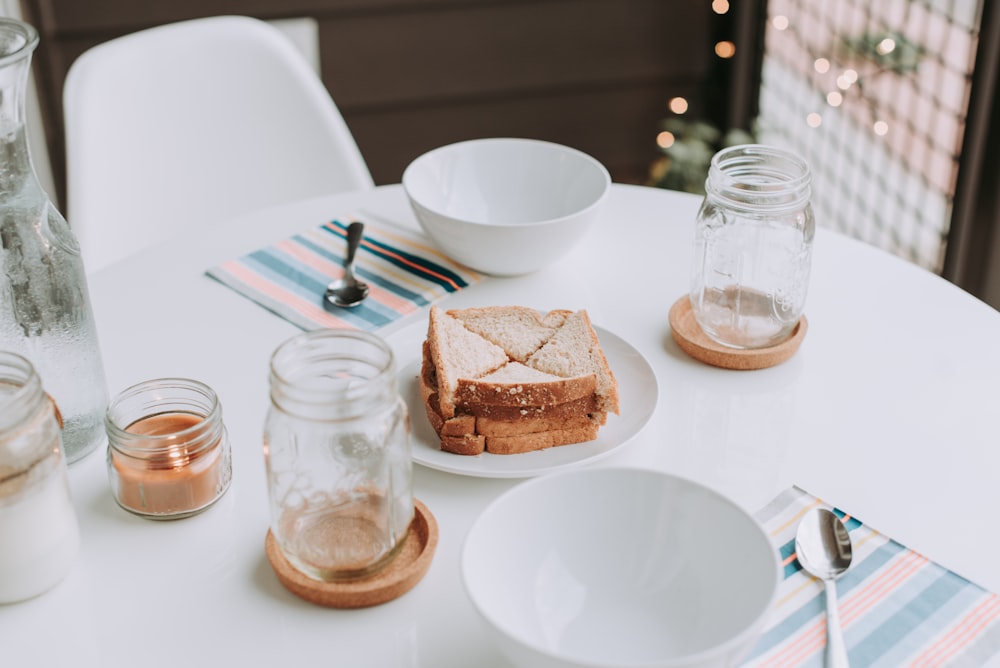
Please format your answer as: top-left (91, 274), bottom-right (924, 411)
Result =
top-left (20, 0), bottom-right (724, 205)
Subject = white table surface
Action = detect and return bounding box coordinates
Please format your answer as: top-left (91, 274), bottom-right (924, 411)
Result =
top-left (3, 183), bottom-right (999, 667)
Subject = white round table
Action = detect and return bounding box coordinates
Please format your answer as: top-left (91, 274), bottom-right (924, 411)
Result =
top-left (3, 184), bottom-right (998, 667)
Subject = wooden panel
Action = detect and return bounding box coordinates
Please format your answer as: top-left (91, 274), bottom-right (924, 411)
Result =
top-left (27, 0), bottom-right (425, 32)
top-left (19, 0), bottom-right (723, 203)
top-left (318, 1), bottom-right (710, 109)
top-left (33, 0), bottom-right (673, 33)
top-left (348, 81), bottom-right (708, 185)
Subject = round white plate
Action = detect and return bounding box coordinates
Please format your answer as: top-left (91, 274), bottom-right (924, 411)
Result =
top-left (398, 326), bottom-right (658, 478)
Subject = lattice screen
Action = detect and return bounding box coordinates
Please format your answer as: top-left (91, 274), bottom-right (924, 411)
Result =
top-left (757, 0), bottom-right (982, 272)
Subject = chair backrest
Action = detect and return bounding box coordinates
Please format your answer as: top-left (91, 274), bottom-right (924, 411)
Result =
top-left (63, 15), bottom-right (375, 273)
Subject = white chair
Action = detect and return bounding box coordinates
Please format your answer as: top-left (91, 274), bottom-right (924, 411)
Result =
top-left (63, 15), bottom-right (374, 273)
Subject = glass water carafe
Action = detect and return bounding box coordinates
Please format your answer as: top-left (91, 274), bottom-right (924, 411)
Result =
top-left (0, 18), bottom-right (108, 463)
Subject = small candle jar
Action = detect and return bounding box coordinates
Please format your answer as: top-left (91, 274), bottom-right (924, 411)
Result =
top-left (106, 378), bottom-right (232, 520)
top-left (690, 144), bottom-right (815, 349)
top-left (0, 351), bottom-right (80, 603)
top-left (264, 329), bottom-right (413, 582)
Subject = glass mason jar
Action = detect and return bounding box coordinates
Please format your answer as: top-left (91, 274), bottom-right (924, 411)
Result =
top-left (106, 378), bottom-right (232, 520)
top-left (690, 144), bottom-right (815, 349)
top-left (0, 351), bottom-right (80, 603)
top-left (0, 18), bottom-right (109, 464)
top-left (264, 329), bottom-right (413, 582)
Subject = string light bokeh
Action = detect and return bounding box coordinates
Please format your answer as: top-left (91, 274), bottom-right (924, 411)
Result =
top-left (649, 0), bottom-right (748, 194)
top-left (652, 0), bottom-right (982, 272)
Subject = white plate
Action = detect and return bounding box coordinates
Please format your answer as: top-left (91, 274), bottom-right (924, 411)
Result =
top-left (397, 325), bottom-right (658, 478)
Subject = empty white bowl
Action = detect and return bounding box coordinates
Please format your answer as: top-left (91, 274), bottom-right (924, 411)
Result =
top-left (402, 138), bottom-right (611, 276)
top-left (461, 468), bottom-right (780, 668)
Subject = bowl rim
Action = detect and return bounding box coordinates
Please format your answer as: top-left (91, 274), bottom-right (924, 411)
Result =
top-left (460, 466), bottom-right (782, 668)
top-left (401, 137), bottom-right (612, 227)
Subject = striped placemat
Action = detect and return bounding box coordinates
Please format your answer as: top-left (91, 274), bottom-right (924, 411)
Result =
top-left (744, 486), bottom-right (1000, 667)
top-left (206, 215), bottom-right (482, 332)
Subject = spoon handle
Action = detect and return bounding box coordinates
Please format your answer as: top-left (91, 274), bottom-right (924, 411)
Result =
top-left (345, 221), bottom-right (364, 266)
top-left (824, 578), bottom-right (850, 668)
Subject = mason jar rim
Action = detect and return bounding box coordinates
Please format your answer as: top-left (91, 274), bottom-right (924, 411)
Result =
top-left (0, 18), bottom-right (39, 67)
top-left (270, 329), bottom-right (395, 384)
top-left (268, 329), bottom-right (397, 418)
top-left (105, 377), bottom-right (223, 459)
top-left (706, 144), bottom-right (812, 212)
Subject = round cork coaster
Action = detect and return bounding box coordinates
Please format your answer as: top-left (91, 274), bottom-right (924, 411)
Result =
top-left (668, 295), bottom-right (807, 371)
top-left (265, 498), bottom-right (438, 609)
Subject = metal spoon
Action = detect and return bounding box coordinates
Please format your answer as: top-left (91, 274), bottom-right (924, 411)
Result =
top-left (324, 221), bottom-right (369, 309)
top-left (796, 508), bottom-right (853, 668)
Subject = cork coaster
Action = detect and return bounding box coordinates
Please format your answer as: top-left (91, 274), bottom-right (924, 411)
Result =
top-left (668, 295), bottom-right (807, 370)
top-left (265, 498), bottom-right (438, 608)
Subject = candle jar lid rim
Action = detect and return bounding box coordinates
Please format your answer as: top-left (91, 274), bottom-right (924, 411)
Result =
top-left (105, 377), bottom-right (224, 458)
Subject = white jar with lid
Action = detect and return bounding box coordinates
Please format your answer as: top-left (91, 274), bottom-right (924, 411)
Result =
top-left (690, 144), bottom-right (815, 349)
top-left (0, 351), bottom-right (80, 603)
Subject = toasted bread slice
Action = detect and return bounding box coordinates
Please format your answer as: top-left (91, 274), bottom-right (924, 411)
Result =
top-left (455, 362), bottom-right (596, 408)
top-left (476, 412), bottom-right (605, 437)
top-left (427, 306), bottom-right (508, 419)
top-left (526, 309), bottom-right (620, 414)
top-left (485, 422), bottom-right (601, 455)
top-left (441, 434), bottom-right (486, 456)
top-left (421, 349), bottom-right (605, 451)
top-left (463, 395), bottom-right (601, 419)
top-left (421, 342), bottom-right (600, 418)
top-left (448, 306), bottom-right (571, 362)
top-left (422, 362), bottom-right (602, 435)
top-left (439, 420), bottom-right (599, 455)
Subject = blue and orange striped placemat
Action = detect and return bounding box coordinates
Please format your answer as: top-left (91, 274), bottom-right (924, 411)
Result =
top-left (206, 215), bottom-right (482, 332)
top-left (745, 486), bottom-right (1000, 667)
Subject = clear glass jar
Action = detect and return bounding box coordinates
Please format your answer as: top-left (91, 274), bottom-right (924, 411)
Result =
top-left (690, 144), bottom-right (815, 349)
top-left (0, 18), bottom-right (109, 463)
top-left (264, 329), bottom-right (413, 582)
top-left (106, 378), bottom-right (232, 520)
top-left (0, 351), bottom-right (80, 603)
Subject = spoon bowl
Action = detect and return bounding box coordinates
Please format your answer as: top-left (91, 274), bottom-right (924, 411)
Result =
top-left (796, 508), bottom-right (853, 667)
top-left (324, 221), bottom-right (369, 309)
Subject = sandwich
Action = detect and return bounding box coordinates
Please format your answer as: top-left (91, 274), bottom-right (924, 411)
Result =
top-left (420, 305), bottom-right (619, 455)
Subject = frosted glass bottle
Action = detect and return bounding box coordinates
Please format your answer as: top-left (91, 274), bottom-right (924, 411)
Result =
top-left (0, 18), bottom-right (109, 463)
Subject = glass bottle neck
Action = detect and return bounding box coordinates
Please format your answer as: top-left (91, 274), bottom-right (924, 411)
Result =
top-left (0, 18), bottom-right (42, 196)
top-left (105, 378), bottom-right (225, 466)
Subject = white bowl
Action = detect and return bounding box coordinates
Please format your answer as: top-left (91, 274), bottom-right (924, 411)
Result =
top-left (402, 138), bottom-right (611, 276)
top-left (461, 468), bottom-right (780, 668)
